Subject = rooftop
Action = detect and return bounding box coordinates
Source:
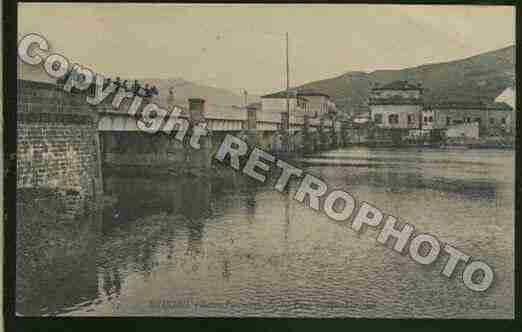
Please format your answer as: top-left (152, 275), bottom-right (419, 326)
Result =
top-left (426, 101), bottom-right (513, 111)
top-left (368, 95), bottom-right (423, 105)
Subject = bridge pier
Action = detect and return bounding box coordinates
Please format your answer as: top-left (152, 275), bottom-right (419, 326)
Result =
top-left (97, 89), bottom-right (348, 175)
top-left (101, 97), bottom-right (213, 177)
top-left (245, 105), bottom-right (258, 147)
top-left (303, 115), bottom-right (314, 154)
top-left (17, 80), bottom-right (103, 215)
top-left (319, 118), bottom-right (330, 151)
top-left (257, 131), bottom-right (272, 151)
top-left (187, 98), bottom-right (212, 173)
top-left (276, 112), bottom-right (290, 153)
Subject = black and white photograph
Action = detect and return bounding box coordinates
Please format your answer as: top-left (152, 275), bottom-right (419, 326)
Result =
top-left (12, 3), bottom-right (516, 319)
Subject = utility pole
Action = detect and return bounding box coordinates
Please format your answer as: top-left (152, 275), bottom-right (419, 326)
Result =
top-left (285, 32), bottom-right (291, 151)
top-left (286, 32), bottom-right (290, 129)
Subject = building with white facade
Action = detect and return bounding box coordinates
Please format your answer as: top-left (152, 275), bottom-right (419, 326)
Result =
top-left (261, 89), bottom-right (335, 117)
top-left (294, 89), bottom-right (336, 117)
top-left (426, 101), bottom-right (514, 135)
top-left (368, 80), bottom-right (515, 137)
top-left (368, 80), bottom-right (425, 130)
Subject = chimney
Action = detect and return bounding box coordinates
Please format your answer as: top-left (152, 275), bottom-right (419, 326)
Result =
top-left (188, 98), bottom-right (205, 123)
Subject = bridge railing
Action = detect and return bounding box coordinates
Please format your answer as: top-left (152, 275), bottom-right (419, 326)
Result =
top-left (203, 103), bottom-right (247, 121)
top-left (96, 96), bottom-right (342, 133)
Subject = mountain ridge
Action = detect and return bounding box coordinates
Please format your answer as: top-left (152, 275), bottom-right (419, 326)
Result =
top-left (291, 45), bottom-right (515, 114)
top-left (18, 45), bottom-right (514, 113)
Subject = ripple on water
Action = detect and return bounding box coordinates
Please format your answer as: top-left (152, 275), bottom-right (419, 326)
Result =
top-left (17, 148), bottom-right (514, 318)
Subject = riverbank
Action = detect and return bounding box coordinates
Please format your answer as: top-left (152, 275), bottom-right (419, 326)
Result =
top-left (343, 141), bottom-right (514, 149)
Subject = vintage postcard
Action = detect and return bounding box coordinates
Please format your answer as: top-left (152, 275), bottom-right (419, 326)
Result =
top-left (15, 3), bottom-right (515, 318)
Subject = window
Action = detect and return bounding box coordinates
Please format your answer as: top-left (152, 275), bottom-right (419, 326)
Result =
top-left (374, 114), bottom-right (383, 124)
top-left (446, 117), bottom-right (451, 126)
top-left (407, 114), bottom-right (415, 124)
top-left (423, 116), bottom-right (428, 123)
top-left (490, 118), bottom-right (495, 125)
top-left (501, 118), bottom-right (506, 124)
top-left (388, 114), bottom-right (399, 124)
top-left (429, 116), bottom-right (433, 123)
top-left (474, 117), bottom-right (481, 124)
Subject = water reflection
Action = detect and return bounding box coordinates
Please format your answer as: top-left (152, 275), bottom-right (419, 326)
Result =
top-left (342, 171), bottom-right (498, 199)
top-left (16, 189), bottom-right (102, 316)
top-left (16, 148), bottom-right (514, 318)
top-left (102, 173), bottom-right (212, 227)
top-left (301, 148), bottom-right (501, 200)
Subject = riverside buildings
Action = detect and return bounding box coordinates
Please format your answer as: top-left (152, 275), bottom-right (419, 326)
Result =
top-left (368, 80), bottom-right (515, 138)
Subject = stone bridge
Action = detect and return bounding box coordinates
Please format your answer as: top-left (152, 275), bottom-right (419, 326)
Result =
top-left (17, 79), bottom-right (103, 218)
top-left (17, 78), bottom-right (349, 208)
top-left (97, 94), bottom-right (348, 172)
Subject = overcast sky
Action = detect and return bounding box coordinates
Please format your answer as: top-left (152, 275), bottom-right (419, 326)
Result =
top-left (19, 4), bottom-right (515, 95)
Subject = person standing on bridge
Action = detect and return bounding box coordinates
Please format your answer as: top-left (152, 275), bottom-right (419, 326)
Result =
top-left (151, 85), bottom-right (159, 97)
top-left (144, 83), bottom-right (151, 98)
top-left (137, 83), bottom-right (147, 97)
top-left (104, 77), bottom-right (112, 89)
top-left (167, 87), bottom-right (175, 104)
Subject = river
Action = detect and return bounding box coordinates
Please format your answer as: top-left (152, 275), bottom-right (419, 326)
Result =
top-left (16, 147), bottom-right (514, 318)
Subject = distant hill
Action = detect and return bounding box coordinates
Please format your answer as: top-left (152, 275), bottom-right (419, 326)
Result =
top-left (138, 78), bottom-right (261, 108)
top-left (18, 60), bottom-right (260, 108)
top-left (290, 45), bottom-right (515, 115)
top-left (18, 45), bottom-right (514, 114)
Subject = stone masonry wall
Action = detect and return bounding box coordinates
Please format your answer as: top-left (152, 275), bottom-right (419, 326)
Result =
top-left (17, 80), bottom-right (103, 215)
